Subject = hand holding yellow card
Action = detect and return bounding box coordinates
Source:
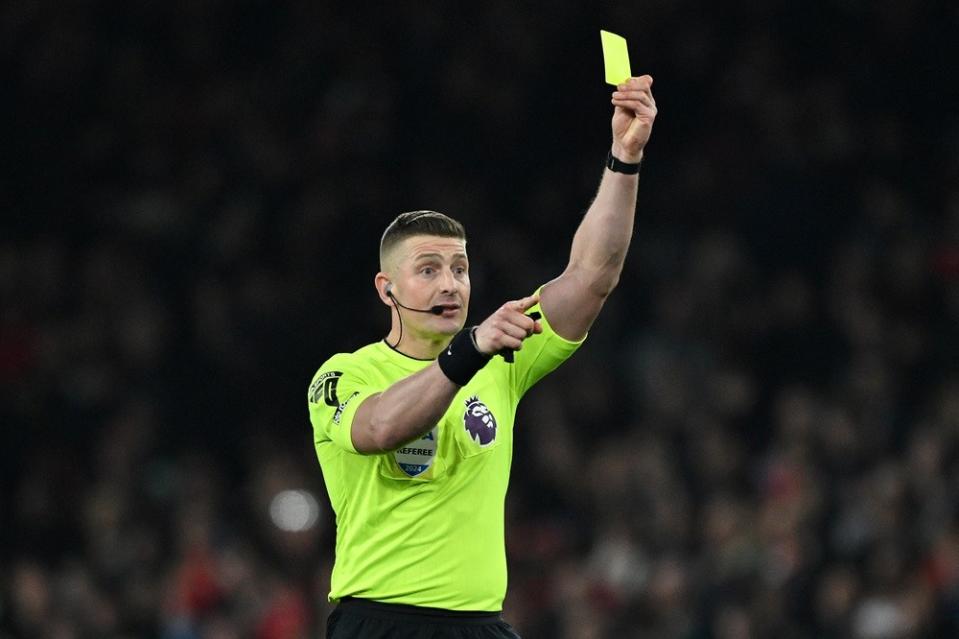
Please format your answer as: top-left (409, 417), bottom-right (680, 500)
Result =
top-left (600, 30), bottom-right (631, 85)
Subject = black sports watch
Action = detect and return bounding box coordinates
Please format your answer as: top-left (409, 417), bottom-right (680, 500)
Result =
top-left (606, 150), bottom-right (642, 174)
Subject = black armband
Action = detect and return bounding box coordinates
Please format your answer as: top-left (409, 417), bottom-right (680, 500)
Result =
top-left (438, 327), bottom-right (491, 386)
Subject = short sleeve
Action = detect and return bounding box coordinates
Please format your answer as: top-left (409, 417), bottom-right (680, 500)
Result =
top-left (510, 289), bottom-right (586, 397)
top-left (308, 355), bottom-right (381, 453)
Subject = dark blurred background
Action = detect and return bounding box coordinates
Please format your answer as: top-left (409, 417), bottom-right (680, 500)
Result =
top-left (3, 1), bottom-right (959, 638)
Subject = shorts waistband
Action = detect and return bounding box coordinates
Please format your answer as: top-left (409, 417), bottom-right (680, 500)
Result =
top-left (336, 597), bottom-right (502, 625)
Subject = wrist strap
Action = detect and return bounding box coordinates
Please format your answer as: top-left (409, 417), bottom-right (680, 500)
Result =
top-left (438, 327), bottom-right (491, 386)
top-left (606, 150), bottom-right (641, 174)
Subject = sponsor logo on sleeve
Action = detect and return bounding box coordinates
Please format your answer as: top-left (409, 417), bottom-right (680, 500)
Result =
top-left (332, 391), bottom-right (360, 424)
top-left (309, 371), bottom-right (342, 406)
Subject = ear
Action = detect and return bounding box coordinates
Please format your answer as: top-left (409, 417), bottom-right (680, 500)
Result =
top-left (374, 272), bottom-right (393, 306)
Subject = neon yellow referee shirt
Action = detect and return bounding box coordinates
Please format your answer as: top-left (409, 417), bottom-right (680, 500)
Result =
top-left (307, 296), bottom-right (583, 611)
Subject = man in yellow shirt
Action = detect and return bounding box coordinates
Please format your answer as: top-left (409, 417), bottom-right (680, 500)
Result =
top-left (309, 75), bottom-right (657, 639)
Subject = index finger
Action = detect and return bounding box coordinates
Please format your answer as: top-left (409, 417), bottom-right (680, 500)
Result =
top-left (510, 295), bottom-right (540, 312)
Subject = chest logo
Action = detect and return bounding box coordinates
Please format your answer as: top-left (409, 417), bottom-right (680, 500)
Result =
top-left (394, 428), bottom-right (437, 477)
top-left (464, 395), bottom-right (497, 446)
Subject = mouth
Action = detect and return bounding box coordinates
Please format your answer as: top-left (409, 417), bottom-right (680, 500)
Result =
top-left (435, 303), bottom-right (461, 317)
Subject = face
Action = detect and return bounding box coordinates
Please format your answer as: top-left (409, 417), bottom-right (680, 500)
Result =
top-left (381, 235), bottom-right (470, 337)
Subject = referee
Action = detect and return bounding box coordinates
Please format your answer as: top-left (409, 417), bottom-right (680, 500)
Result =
top-left (308, 75), bottom-right (657, 638)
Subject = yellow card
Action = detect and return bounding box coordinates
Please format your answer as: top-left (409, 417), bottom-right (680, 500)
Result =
top-left (600, 30), bottom-right (631, 85)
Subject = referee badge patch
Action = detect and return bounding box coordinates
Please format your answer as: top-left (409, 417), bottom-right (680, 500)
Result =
top-left (393, 427), bottom-right (438, 477)
top-left (464, 395), bottom-right (497, 446)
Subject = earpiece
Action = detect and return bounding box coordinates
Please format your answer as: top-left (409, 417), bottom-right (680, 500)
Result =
top-left (385, 282), bottom-right (394, 297)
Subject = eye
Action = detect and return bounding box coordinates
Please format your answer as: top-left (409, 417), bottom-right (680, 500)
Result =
top-left (420, 266), bottom-right (436, 276)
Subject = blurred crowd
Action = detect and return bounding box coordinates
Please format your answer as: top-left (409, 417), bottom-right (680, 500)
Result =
top-left (3, 1), bottom-right (959, 638)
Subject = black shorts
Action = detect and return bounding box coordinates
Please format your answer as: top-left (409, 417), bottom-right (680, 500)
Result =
top-left (326, 597), bottom-right (522, 639)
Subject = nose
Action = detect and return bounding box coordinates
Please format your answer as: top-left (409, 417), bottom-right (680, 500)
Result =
top-left (439, 268), bottom-right (458, 295)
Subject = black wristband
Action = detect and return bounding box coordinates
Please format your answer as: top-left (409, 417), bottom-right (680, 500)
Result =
top-left (438, 327), bottom-right (491, 386)
top-left (606, 150), bottom-right (641, 174)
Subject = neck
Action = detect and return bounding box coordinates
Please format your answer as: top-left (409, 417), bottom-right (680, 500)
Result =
top-left (385, 320), bottom-right (452, 360)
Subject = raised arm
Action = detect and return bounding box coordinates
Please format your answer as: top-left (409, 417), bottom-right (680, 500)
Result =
top-left (540, 75), bottom-right (657, 340)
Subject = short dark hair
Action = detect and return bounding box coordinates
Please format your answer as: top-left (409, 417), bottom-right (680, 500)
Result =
top-left (379, 210), bottom-right (466, 270)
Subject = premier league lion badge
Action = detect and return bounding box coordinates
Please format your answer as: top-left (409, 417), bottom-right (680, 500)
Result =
top-left (463, 395), bottom-right (497, 446)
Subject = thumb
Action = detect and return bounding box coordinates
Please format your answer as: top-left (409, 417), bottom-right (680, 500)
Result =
top-left (625, 115), bottom-right (651, 139)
